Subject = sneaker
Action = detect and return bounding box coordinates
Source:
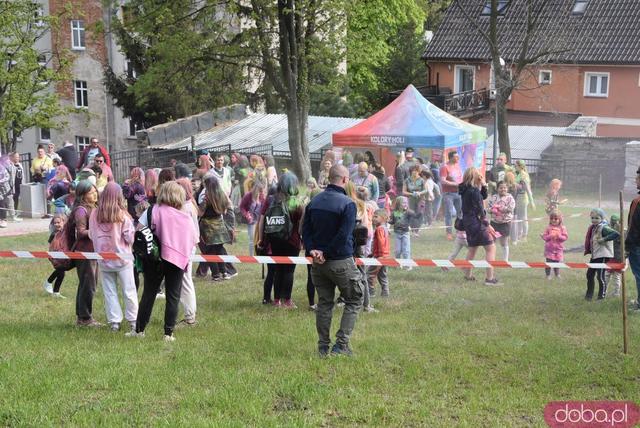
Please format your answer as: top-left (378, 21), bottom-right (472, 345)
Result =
top-left (262, 299), bottom-right (273, 305)
top-left (555, 275), bottom-right (562, 280)
top-left (179, 318), bottom-right (197, 326)
top-left (330, 343), bottom-right (353, 357)
top-left (211, 275), bottom-right (223, 282)
top-left (283, 299), bottom-right (297, 309)
top-left (381, 289), bottom-right (389, 297)
top-left (546, 275), bottom-right (552, 281)
top-left (76, 318), bottom-right (103, 327)
top-left (163, 334), bottom-right (176, 342)
top-left (110, 323), bottom-right (120, 332)
top-left (318, 344), bottom-right (330, 357)
top-left (224, 272), bottom-right (238, 280)
top-left (155, 292), bottom-right (166, 300)
top-left (0, 220), bottom-right (8, 228)
top-left (336, 301), bottom-right (345, 308)
top-left (52, 292), bottom-right (66, 299)
top-left (13, 217), bottom-right (23, 222)
top-left (42, 280), bottom-right (53, 294)
top-left (406, 266), bottom-right (413, 272)
top-left (368, 288), bottom-right (376, 297)
top-left (308, 304), bottom-right (317, 311)
top-left (484, 278), bottom-right (502, 286)
top-left (446, 233), bottom-right (454, 241)
top-left (364, 305), bottom-right (379, 313)
top-left (272, 299), bottom-right (282, 307)
top-left (125, 330), bottom-right (145, 338)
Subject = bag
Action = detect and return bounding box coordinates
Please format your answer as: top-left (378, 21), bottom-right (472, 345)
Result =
top-left (132, 205), bottom-right (161, 266)
top-left (263, 197), bottom-right (292, 242)
top-left (454, 217), bottom-right (464, 232)
top-left (353, 220), bottom-right (369, 247)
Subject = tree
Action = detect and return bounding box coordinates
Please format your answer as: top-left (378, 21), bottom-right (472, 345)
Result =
top-left (453, 0), bottom-right (573, 161)
top-left (104, 0), bottom-right (248, 130)
top-left (0, 0), bottom-right (71, 153)
top-left (238, 0), bottom-right (346, 181)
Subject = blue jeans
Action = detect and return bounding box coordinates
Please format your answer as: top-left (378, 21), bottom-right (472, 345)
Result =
top-left (443, 192), bottom-right (462, 234)
top-left (628, 246), bottom-right (640, 307)
top-left (394, 232), bottom-right (410, 259)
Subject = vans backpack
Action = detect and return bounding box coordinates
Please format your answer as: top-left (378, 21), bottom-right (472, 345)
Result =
top-left (263, 198), bottom-right (292, 242)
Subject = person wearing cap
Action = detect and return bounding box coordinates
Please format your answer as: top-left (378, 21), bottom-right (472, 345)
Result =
top-left (625, 167), bottom-right (640, 310)
top-left (402, 147), bottom-right (418, 177)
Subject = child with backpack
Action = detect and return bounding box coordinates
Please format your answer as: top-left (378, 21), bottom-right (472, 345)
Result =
top-left (43, 213), bottom-right (73, 298)
top-left (89, 182), bottom-right (138, 332)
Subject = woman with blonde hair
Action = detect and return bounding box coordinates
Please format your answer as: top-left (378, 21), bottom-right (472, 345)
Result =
top-left (128, 181), bottom-right (198, 341)
top-left (513, 160), bottom-right (535, 243)
top-left (459, 167), bottom-right (499, 285)
top-left (89, 182), bottom-right (138, 332)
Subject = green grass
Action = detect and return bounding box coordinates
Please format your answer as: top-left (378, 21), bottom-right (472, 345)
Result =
top-left (0, 204), bottom-right (639, 426)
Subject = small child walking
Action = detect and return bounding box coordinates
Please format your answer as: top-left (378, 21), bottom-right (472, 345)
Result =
top-left (43, 213), bottom-right (72, 298)
top-left (583, 208), bottom-right (620, 300)
top-left (488, 181), bottom-right (515, 261)
top-left (389, 196), bottom-right (414, 270)
top-left (545, 179), bottom-right (567, 215)
top-left (541, 211), bottom-right (568, 280)
top-left (606, 214), bottom-right (622, 297)
top-left (368, 209), bottom-right (391, 298)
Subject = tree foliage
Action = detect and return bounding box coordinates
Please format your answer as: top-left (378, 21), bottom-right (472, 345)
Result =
top-left (0, 0), bottom-right (71, 153)
top-left (104, 0), bottom-right (248, 129)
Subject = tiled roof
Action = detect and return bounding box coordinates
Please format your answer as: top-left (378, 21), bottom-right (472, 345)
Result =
top-left (423, 0), bottom-right (640, 65)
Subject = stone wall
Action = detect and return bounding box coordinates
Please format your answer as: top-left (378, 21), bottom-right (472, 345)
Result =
top-left (624, 141), bottom-right (640, 198)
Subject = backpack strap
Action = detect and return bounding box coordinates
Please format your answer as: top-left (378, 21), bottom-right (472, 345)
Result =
top-left (147, 204), bottom-right (154, 231)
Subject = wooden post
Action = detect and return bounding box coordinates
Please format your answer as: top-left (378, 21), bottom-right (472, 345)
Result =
top-left (619, 191), bottom-right (629, 354)
top-left (599, 174), bottom-right (602, 208)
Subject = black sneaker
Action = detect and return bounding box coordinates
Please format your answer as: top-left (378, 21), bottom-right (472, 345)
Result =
top-left (330, 343), bottom-right (353, 357)
top-left (318, 345), bottom-right (330, 357)
top-left (368, 288), bottom-right (376, 297)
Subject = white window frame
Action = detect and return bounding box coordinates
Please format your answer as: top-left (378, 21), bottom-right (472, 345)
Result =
top-left (539, 70), bottom-right (552, 85)
top-left (454, 65), bottom-right (475, 94)
top-left (75, 136), bottom-right (90, 151)
top-left (40, 128), bottom-right (51, 142)
top-left (125, 60), bottom-right (137, 79)
top-left (74, 80), bottom-right (88, 108)
top-left (584, 72), bottom-right (609, 98)
top-left (71, 20), bottom-right (85, 50)
top-left (128, 118), bottom-right (141, 137)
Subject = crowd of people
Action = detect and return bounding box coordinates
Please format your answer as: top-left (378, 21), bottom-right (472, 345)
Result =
top-left (1, 139), bottom-right (638, 355)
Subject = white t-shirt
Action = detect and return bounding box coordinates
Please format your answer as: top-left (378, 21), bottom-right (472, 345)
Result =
top-left (86, 147), bottom-right (100, 166)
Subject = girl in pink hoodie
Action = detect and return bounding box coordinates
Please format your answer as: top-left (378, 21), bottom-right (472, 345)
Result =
top-left (89, 182), bottom-right (138, 332)
top-left (541, 211), bottom-right (568, 280)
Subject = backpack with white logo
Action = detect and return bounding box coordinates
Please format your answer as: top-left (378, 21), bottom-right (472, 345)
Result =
top-left (132, 205), bottom-right (161, 266)
top-left (263, 197), bottom-right (292, 242)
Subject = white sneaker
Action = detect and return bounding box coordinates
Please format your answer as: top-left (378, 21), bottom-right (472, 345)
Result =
top-left (42, 280), bottom-right (53, 294)
top-left (52, 292), bottom-right (66, 299)
top-left (364, 305), bottom-right (379, 313)
top-left (0, 220), bottom-right (7, 228)
top-left (156, 292), bottom-right (166, 300)
top-left (308, 304), bottom-right (317, 311)
top-left (163, 334), bottom-right (176, 342)
top-left (125, 330), bottom-right (145, 338)
top-left (11, 217), bottom-right (22, 223)
top-left (110, 323), bottom-right (120, 332)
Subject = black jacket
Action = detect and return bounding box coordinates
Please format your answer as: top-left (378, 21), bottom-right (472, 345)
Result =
top-left (57, 146), bottom-right (78, 179)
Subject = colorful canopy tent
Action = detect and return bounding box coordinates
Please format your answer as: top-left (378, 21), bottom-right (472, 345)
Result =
top-left (331, 84), bottom-right (487, 174)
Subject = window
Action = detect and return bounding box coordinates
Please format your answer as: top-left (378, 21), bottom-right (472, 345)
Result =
top-left (481, 0), bottom-right (509, 16)
top-left (37, 54), bottom-right (47, 67)
top-left (74, 80), bottom-right (88, 107)
top-left (71, 20), bottom-right (85, 49)
top-left (40, 128), bottom-right (51, 141)
top-left (539, 70), bottom-right (552, 85)
top-left (584, 72), bottom-right (609, 97)
top-left (128, 119), bottom-right (142, 137)
top-left (454, 65), bottom-right (475, 93)
top-left (125, 60), bottom-right (137, 79)
top-left (33, 3), bottom-right (44, 27)
top-left (572, 0), bottom-right (588, 15)
top-left (75, 136), bottom-right (90, 151)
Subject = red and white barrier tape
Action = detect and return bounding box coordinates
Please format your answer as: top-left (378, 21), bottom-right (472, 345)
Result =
top-left (0, 251), bottom-right (625, 270)
top-left (405, 212), bottom-right (587, 232)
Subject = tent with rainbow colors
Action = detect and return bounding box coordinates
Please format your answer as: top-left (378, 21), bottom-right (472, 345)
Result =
top-left (332, 84), bottom-right (487, 173)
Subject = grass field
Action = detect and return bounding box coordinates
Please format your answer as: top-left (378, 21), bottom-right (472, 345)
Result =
top-left (0, 204), bottom-right (639, 426)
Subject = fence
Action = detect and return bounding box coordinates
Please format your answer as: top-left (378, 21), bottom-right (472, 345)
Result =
top-left (485, 157), bottom-right (622, 194)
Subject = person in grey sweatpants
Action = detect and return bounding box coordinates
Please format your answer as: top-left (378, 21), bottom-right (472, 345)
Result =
top-left (303, 165), bottom-right (363, 357)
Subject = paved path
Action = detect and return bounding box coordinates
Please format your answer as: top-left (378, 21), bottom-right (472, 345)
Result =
top-left (0, 218), bottom-right (51, 238)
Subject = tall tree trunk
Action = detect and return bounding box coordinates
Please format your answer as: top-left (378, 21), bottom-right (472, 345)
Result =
top-left (497, 95), bottom-right (510, 162)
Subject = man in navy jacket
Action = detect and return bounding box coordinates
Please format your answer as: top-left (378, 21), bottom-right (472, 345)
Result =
top-left (303, 164), bottom-right (363, 357)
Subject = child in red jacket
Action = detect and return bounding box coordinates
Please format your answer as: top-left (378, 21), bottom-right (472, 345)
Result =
top-left (368, 209), bottom-right (391, 297)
